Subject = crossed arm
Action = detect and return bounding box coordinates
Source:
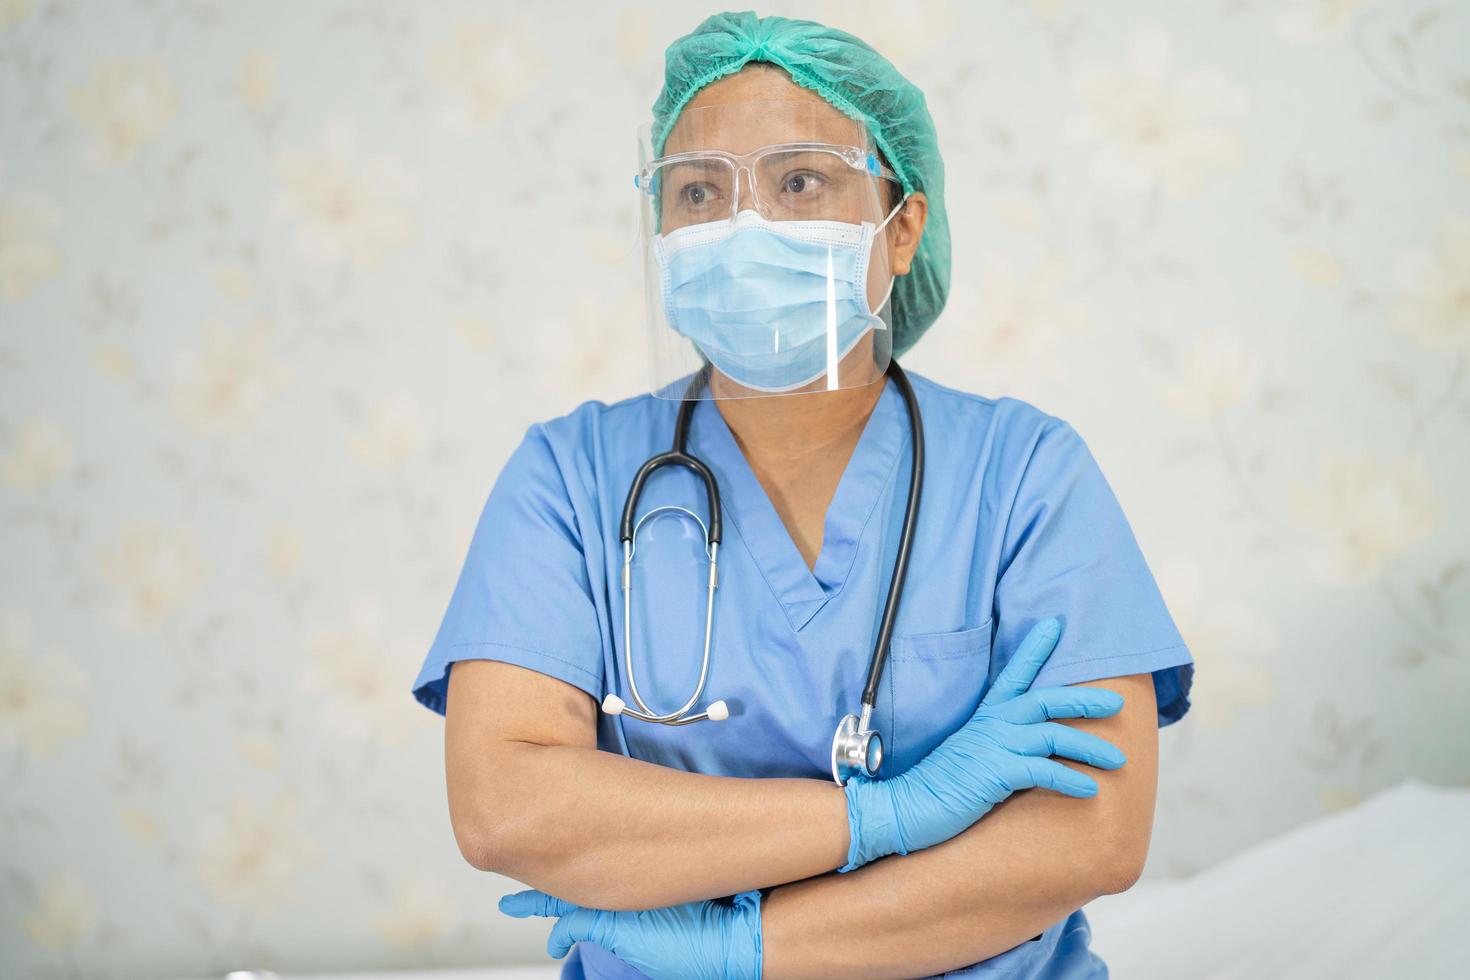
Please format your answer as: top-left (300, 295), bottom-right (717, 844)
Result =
top-left (445, 659), bottom-right (1159, 977)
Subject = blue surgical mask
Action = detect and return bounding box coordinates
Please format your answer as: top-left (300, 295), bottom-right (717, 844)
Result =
top-left (653, 208), bottom-right (898, 392)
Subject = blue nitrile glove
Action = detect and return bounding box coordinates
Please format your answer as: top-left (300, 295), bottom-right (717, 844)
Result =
top-left (841, 616), bottom-right (1128, 872)
top-left (498, 887), bottom-right (762, 980)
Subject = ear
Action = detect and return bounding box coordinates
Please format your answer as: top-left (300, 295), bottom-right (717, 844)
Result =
top-left (886, 191), bottom-right (928, 276)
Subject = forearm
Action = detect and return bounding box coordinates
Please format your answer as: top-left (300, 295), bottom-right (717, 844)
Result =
top-left (473, 742), bottom-right (848, 910)
top-left (761, 674), bottom-right (1158, 979)
top-left (761, 786), bottom-right (1127, 979)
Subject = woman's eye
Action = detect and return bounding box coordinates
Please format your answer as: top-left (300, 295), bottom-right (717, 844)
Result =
top-left (781, 171), bottom-right (825, 195)
top-left (680, 183), bottom-right (719, 207)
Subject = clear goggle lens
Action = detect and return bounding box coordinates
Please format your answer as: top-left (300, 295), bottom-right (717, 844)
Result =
top-left (637, 143), bottom-right (901, 230)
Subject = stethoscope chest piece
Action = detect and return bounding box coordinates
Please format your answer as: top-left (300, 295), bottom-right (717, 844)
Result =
top-left (831, 711), bottom-right (883, 786)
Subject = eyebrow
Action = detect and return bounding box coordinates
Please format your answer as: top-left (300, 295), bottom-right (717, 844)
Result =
top-left (664, 157), bottom-right (731, 174)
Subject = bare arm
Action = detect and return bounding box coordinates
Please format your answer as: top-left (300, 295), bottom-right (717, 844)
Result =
top-left (760, 673), bottom-right (1159, 980)
top-left (445, 658), bottom-right (849, 910)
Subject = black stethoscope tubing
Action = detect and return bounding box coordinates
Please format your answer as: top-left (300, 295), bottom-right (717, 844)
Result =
top-left (615, 358), bottom-right (924, 779)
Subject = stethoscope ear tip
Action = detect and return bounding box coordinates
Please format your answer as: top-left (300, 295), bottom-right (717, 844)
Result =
top-left (601, 693), bottom-right (627, 716)
top-left (706, 699), bottom-right (729, 722)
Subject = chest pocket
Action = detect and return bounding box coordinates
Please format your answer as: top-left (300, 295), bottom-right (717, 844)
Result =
top-left (885, 617), bottom-right (994, 776)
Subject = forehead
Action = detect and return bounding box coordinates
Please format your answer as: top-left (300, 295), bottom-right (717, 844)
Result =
top-left (663, 64), bottom-right (865, 156)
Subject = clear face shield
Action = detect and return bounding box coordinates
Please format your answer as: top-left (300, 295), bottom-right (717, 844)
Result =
top-left (636, 100), bottom-right (908, 400)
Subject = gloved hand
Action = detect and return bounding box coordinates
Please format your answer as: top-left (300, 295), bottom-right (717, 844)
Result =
top-left (498, 887), bottom-right (762, 980)
top-left (841, 616), bottom-right (1128, 872)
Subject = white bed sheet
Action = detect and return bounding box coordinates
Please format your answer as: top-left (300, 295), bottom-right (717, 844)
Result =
top-left (1083, 778), bottom-right (1470, 978)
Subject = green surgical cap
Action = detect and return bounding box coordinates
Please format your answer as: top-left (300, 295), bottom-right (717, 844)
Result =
top-left (653, 10), bottom-right (950, 357)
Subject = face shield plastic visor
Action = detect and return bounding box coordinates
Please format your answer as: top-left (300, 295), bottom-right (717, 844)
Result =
top-left (637, 100), bottom-right (908, 400)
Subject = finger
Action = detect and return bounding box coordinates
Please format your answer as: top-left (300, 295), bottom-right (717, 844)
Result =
top-left (989, 685), bottom-right (1124, 725)
top-left (548, 906), bottom-right (604, 960)
top-left (1013, 755), bottom-right (1100, 798)
top-left (978, 617), bottom-right (1062, 708)
top-left (499, 889), bottom-right (580, 919)
top-left (1008, 721), bottom-right (1127, 769)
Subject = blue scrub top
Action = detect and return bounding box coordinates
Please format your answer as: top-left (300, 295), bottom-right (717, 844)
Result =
top-left (412, 370), bottom-right (1194, 980)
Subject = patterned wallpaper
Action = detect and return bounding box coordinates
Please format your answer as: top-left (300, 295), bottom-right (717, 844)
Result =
top-left (2, 1), bottom-right (1467, 977)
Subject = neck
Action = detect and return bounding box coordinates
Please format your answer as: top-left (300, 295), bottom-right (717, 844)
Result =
top-left (713, 377), bottom-right (886, 469)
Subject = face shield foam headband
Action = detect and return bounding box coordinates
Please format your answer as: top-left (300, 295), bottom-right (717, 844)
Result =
top-left (653, 198), bottom-right (906, 393)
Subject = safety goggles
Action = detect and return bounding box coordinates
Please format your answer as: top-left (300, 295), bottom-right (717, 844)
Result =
top-left (637, 140), bottom-right (903, 230)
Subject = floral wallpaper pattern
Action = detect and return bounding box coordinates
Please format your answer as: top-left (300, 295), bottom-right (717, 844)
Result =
top-left (1, 1), bottom-right (1466, 977)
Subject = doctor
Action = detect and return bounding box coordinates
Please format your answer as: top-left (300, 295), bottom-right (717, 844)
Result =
top-left (413, 11), bottom-right (1194, 980)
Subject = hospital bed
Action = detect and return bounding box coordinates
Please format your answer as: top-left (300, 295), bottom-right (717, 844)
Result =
top-left (1084, 777), bottom-right (1469, 978)
top-left (183, 778), bottom-right (1469, 980)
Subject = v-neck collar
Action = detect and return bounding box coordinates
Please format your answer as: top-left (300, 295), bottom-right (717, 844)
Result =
top-left (686, 377), bottom-right (909, 632)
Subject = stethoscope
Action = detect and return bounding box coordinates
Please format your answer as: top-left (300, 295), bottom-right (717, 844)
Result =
top-left (600, 360), bottom-right (924, 786)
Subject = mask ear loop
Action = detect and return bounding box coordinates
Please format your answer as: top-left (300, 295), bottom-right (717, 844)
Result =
top-left (878, 192), bottom-right (910, 233)
top-left (870, 192), bottom-right (911, 316)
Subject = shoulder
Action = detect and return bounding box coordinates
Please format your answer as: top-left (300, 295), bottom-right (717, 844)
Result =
top-left (904, 369), bottom-right (1080, 458)
top-left (517, 389), bottom-right (673, 466)
top-left (495, 389), bottom-right (676, 509)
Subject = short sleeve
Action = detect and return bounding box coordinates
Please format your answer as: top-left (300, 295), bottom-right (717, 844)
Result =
top-left (991, 418), bottom-right (1193, 728)
top-left (410, 424), bottom-right (604, 716)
